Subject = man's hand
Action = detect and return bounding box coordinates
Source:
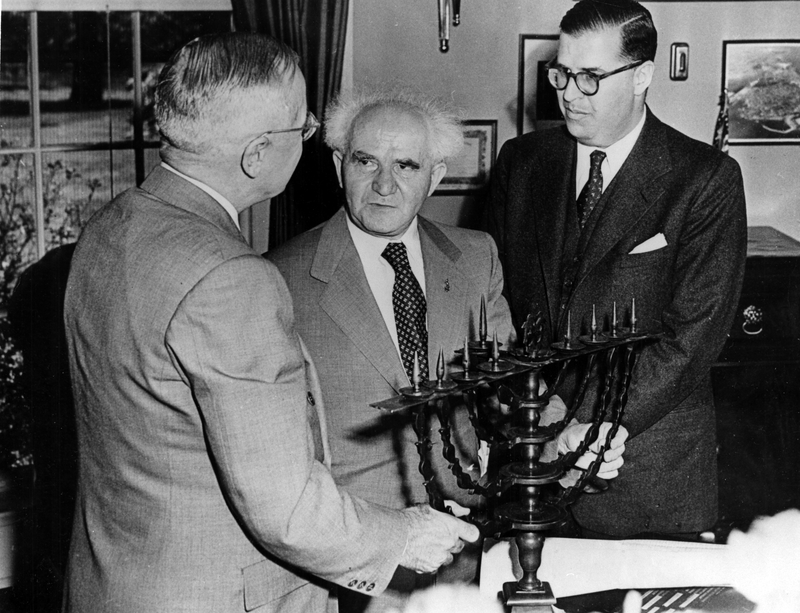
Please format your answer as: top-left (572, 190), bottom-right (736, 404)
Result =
top-left (398, 505), bottom-right (480, 574)
top-left (557, 422), bottom-right (629, 479)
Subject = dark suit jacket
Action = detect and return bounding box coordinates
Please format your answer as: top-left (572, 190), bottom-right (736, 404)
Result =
top-left (63, 166), bottom-right (408, 613)
top-left (268, 208), bottom-right (514, 510)
top-left (485, 110), bottom-right (747, 536)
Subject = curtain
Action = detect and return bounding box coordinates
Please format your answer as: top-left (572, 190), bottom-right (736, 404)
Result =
top-left (231, 0), bottom-right (349, 249)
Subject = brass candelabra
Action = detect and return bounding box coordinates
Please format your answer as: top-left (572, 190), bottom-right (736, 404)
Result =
top-left (372, 297), bottom-right (657, 608)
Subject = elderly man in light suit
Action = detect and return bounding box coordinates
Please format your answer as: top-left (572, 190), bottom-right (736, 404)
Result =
top-left (63, 34), bottom-right (479, 613)
top-left (268, 91), bottom-right (628, 612)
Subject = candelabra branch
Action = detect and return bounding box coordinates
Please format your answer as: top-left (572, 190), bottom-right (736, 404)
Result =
top-left (412, 404), bottom-right (446, 512)
top-left (436, 399), bottom-right (484, 493)
top-left (372, 315), bottom-right (660, 608)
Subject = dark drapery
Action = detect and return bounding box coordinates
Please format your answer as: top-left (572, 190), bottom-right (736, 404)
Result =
top-left (231, 0), bottom-right (349, 249)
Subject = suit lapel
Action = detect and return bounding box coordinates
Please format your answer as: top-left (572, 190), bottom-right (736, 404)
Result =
top-left (418, 218), bottom-right (470, 367)
top-left (533, 131), bottom-right (576, 332)
top-left (313, 210), bottom-right (408, 391)
top-left (573, 111), bottom-right (671, 291)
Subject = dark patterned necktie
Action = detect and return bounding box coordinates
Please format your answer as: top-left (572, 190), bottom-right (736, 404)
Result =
top-left (382, 242), bottom-right (429, 382)
top-left (577, 149), bottom-right (606, 229)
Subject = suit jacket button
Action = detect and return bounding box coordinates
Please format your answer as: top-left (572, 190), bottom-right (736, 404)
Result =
top-left (348, 580), bottom-right (357, 587)
top-left (366, 583), bottom-right (375, 592)
top-left (307, 392), bottom-right (315, 406)
top-left (357, 581), bottom-right (366, 590)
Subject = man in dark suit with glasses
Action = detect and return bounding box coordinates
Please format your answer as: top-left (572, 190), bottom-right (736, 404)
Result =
top-left (485, 0), bottom-right (747, 540)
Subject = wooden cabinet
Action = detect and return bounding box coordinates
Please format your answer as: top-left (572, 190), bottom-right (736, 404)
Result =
top-left (712, 226), bottom-right (800, 530)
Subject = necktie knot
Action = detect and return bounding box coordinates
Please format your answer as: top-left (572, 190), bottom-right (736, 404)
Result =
top-left (381, 242), bottom-right (429, 382)
top-left (589, 149), bottom-right (606, 171)
top-left (381, 242), bottom-right (411, 272)
top-left (577, 149), bottom-right (606, 228)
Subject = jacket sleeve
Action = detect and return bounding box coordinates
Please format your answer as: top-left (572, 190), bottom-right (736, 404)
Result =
top-left (165, 254), bottom-right (407, 593)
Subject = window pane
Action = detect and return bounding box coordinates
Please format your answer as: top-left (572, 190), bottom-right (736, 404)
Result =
top-left (0, 152), bottom-right (37, 304)
top-left (38, 12), bottom-right (134, 146)
top-left (110, 149), bottom-right (138, 196)
top-left (0, 12), bottom-right (32, 149)
top-left (42, 151), bottom-right (115, 248)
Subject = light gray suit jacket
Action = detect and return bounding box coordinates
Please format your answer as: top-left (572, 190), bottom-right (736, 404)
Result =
top-left (63, 167), bottom-right (408, 613)
top-left (268, 208), bottom-right (514, 509)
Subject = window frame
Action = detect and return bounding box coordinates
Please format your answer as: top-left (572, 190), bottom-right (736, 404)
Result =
top-left (1, 0), bottom-right (231, 259)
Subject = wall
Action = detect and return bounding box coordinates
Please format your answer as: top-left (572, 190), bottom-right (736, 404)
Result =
top-left (351, 0), bottom-right (800, 241)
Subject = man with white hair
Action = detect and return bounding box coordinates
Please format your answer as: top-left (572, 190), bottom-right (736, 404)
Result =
top-left (63, 34), bottom-right (479, 613)
top-left (268, 90), bottom-right (627, 612)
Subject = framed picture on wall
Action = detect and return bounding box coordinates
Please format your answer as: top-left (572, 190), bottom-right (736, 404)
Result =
top-left (518, 34), bottom-right (563, 136)
top-left (722, 40), bottom-right (800, 145)
top-left (436, 120), bottom-right (497, 194)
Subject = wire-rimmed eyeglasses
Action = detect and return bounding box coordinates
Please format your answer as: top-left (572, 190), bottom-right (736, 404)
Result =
top-left (547, 59), bottom-right (645, 96)
top-left (262, 111), bottom-right (320, 141)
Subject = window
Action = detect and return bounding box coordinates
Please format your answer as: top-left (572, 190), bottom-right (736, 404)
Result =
top-left (0, 0), bottom-right (231, 467)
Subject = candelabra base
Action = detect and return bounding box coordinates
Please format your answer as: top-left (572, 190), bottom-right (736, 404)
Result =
top-left (503, 579), bottom-right (556, 609)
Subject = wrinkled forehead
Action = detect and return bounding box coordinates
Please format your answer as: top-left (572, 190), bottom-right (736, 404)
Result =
top-left (348, 105), bottom-right (431, 157)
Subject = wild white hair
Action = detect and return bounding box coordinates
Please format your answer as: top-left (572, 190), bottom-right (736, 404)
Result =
top-left (324, 89), bottom-right (464, 162)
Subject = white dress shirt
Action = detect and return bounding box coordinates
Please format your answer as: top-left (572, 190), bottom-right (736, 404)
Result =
top-left (346, 214), bottom-right (427, 359)
top-left (575, 110), bottom-right (646, 197)
top-left (161, 162), bottom-right (240, 230)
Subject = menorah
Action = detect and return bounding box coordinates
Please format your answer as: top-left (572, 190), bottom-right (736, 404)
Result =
top-left (372, 298), bottom-right (659, 609)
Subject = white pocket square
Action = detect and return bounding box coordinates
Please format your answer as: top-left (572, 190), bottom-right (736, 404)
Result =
top-left (629, 232), bottom-right (667, 254)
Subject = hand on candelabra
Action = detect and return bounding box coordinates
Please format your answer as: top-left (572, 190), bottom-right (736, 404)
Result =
top-left (398, 504), bottom-right (481, 574)
top-left (557, 422), bottom-right (629, 482)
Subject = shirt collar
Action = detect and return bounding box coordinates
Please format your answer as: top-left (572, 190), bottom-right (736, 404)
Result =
top-left (161, 162), bottom-right (240, 230)
top-left (345, 213), bottom-right (422, 261)
top-left (576, 109), bottom-right (646, 184)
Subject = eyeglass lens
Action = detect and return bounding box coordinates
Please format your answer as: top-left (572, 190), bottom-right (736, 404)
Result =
top-left (548, 68), bottom-right (600, 96)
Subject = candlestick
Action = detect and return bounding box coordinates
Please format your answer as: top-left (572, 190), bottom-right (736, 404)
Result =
top-left (399, 349), bottom-right (433, 397)
top-left (412, 351), bottom-right (421, 390)
top-left (479, 295), bottom-right (487, 346)
top-left (451, 335), bottom-right (484, 382)
top-left (630, 298), bottom-right (637, 334)
top-left (611, 301), bottom-right (619, 338)
top-left (432, 346), bottom-right (457, 391)
top-left (565, 310), bottom-right (572, 346)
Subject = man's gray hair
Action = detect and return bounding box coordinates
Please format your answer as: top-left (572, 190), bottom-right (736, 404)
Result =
top-left (324, 90), bottom-right (464, 162)
top-left (155, 33), bottom-right (299, 155)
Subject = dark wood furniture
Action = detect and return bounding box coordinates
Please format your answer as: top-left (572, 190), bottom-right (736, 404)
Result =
top-left (713, 226), bottom-right (800, 530)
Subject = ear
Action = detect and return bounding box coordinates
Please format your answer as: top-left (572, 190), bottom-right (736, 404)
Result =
top-left (242, 133), bottom-right (271, 179)
top-left (633, 61), bottom-right (654, 96)
top-left (427, 162), bottom-right (447, 197)
top-left (332, 150), bottom-right (344, 188)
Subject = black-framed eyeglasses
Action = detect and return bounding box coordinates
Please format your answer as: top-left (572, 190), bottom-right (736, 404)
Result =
top-left (262, 111), bottom-right (320, 141)
top-left (547, 59), bottom-right (645, 96)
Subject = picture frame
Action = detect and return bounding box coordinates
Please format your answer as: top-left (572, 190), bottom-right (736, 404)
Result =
top-left (436, 119), bottom-right (497, 193)
top-left (518, 34), bottom-right (563, 136)
top-left (722, 40), bottom-right (800, 145)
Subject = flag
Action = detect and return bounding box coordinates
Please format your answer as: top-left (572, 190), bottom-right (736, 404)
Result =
top-left (712, 89), bottom-right (730, 154)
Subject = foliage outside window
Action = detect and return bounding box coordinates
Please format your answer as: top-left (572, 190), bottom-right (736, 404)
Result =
top-left (0, 8), bottom-right (232, 471)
